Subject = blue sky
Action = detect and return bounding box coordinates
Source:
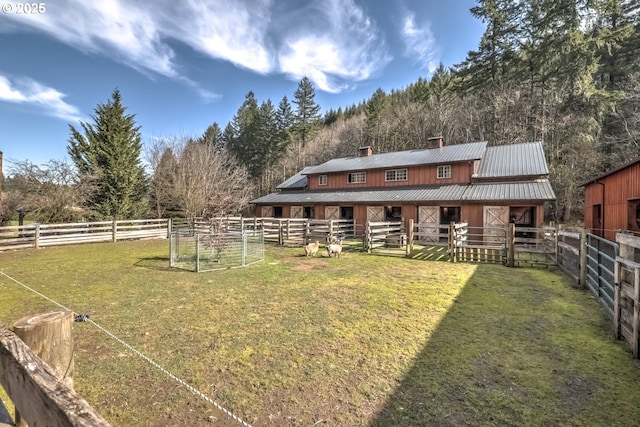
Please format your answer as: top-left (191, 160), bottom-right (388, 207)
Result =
top-left (0, 0), bottom-right (485, 176)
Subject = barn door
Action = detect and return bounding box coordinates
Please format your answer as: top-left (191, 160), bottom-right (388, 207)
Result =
top-left (290, 206), bottom-right (304, 218)
top-left (367, 206), bottom-right (385, 222)
top-left (483, 206), bottom-right (509, 244)
top-left (261, 206), bottom-right (274, 218)
top-left (325, 206), bottom-right (340, 220)
top-left (418, 206), bottom-right (440, 242)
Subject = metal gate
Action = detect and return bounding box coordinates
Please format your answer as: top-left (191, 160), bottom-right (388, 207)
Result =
top-left (585, 233), bottom-right (619, 318)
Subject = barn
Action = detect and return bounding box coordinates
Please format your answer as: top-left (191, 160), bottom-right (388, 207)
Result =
top-left (251, 138), bottom-right (555, 239)
top-left (582, 158), bottom-right (640, 241)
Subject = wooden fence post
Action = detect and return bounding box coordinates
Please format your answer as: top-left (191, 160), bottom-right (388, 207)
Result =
top-left (406, 219), bottom-right (414, 256)
top-left (278, 221), bottom-right (283, 246)
top-left (579, 229), bottom-right (587, 289)
top-left (365, 221), bottom-right (371, 254)
top-left (166, 218), bottom-right (172, 239)
top-left (34, 224), bottom-right (40, 250)
top-left (449, 223), bottom-right (455, 263)
top-left (13, 311), bottom-right (74, 427)
top-left (507, 223), bottom-right (516, 267)
top-left (112, 220), bottom-right (117, 243)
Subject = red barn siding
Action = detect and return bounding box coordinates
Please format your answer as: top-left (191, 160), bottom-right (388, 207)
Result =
top-left (584, 160), bottom-right (640, 241)
top-left (307, 162), bottom-right (473, 190)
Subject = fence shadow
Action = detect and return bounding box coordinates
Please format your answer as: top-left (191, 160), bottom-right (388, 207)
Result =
top-left (369, 263), bottom-right (636, 427)
top-left (133, 256), bottom-right (174, 271)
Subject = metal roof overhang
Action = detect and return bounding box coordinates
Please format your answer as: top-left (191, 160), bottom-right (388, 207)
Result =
top-left (251, 181), bottom-right (556, 204)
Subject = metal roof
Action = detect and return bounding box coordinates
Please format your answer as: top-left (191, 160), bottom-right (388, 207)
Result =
top-left (276, 166), bottom-right (316, 189)
top-left (462, 181), bottom-right (556, 201)
top-left (251, 180), bottom-right (555, 204)
top-left (308, 141), bottom-right (488, 174)
top-left (475, 142), bottom-right (548, 178)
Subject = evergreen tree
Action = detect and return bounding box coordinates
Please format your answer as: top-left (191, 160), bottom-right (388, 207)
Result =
top-left (199, 122), bottom-right (224, 152)
top-left (365, 88), bottom-right (390, 150)
top-left (292, 77), bottom-right (321, 166)
top-left (275, 95), bottom-right (295, 154)
top-left (67, 88), bottom-right (148, 219)
top-left (227, 91), bottom-right (260, 170)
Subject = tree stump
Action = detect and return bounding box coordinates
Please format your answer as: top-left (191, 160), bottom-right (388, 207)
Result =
top-left (13, 311), bottom-right (74, 427)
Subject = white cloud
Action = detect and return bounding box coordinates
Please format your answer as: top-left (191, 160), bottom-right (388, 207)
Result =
top-left (4, 0), bottom-right (389, 95)
top-left (401, 12), bottom-right (439, 73)
top-left (277, 0), bottom-right (391, 93)
top-left (0, 75), bottom-right (83, 122)
top-left (158, 0), bottom-right (274, 74)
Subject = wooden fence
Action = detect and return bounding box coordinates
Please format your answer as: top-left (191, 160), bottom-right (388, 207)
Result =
top-left (364, 220), bottom-right (409, 255)
top-left (0, 316), bottom-right (110, 426)
top-left (449, 223), bottom-right (506, 264)
top-left (173, 217), bottom-right (356, 246)
top-left (0, 219), bottom-right (169, 251)
top-left (614, 233), bottom-right (640, 358)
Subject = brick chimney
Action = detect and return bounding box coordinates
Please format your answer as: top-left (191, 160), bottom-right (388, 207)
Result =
top-left (426, 136), bottom-right (444, 149)
top-left (357, 146), bottom-right (373, 157)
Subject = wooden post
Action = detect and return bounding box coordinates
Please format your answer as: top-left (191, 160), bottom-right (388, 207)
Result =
top-left (406, 219), bottom-right (414, 257)
top-left (507, 223), bottom-right (515, 267)
top-left (449, 222), bottom-right (455, 263)
top-left (633, 266), bottom-right (640, 358)
top-left (365, 221), bottom-right (371, 254)
top-left (0, 322), bottom-right (111, 427)
top-left (13, 311), bottom-right (74, 427)
top-left (166, 218), bottom-right (172, 239)
top-left (195, 234), bottom-right (200, 272)
top-left (33, 223), bottom-right (40, 250)
top-left (329, 220), bottom-right (334, 243)
top-left (579, 229), bottom-right (587, 289)
top-left (111, 220), bottom-right (117, 243)
top-left (278, 221), bottom-right (283, 246)
top-left (614, 260), bottom-right (621, 340)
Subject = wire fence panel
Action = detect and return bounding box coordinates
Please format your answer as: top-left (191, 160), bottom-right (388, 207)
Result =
top-left (170, 230), bottom-right (264, 272)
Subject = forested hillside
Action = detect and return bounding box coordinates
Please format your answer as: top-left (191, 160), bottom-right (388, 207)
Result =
top-left (215, 0), bottom-right (638, 223)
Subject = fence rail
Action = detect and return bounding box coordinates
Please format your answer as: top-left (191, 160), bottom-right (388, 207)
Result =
top-left (0, 321), bottom-right (110, 426)
top-left (0, 219), bottom-right (169, 251)
top-left (172, 217), bottom-right (356, 246)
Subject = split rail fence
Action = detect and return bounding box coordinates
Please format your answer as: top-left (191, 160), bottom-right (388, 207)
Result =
top-left (0, 314), bottom-right (110, 427)
top-left (0, 219), bottom-right (169, 251)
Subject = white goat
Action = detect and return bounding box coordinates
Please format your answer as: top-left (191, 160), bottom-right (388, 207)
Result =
top-left (303, 240), bottom-right (320, 257)
top-left (326, 239), bottom-right (343, 258)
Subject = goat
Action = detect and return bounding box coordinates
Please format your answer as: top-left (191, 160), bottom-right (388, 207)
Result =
top-left (326, 239), bottom-right (343, 258)
top-left (303, 240), bottom-right (320, 257)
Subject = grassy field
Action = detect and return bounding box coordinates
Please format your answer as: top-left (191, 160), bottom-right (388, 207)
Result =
top-left (1, 239), bottom-right (639, 426)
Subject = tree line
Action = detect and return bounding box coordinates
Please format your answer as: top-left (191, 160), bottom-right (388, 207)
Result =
top-left (1, 0), bottom-right (638, 224)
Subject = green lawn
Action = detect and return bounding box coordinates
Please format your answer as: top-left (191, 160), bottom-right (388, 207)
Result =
top-left (0, 239), bottom-right (639, 426)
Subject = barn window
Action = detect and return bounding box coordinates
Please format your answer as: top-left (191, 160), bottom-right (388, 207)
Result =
top-left (348, 172), bottom-right (366, 183)
top-left (319, 175), bottom-right (327, 185)
top-left (385, 168), bottom-right (408, 182)
top-left (273, 206), bottom-right (283, 218)
top-left (437, 165), bottom-right (451, 179)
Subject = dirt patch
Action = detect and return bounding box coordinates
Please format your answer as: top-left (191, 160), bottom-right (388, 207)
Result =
top-left (289, 257), bottom-right (326, 271)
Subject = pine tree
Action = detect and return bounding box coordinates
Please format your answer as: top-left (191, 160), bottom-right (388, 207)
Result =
top-left (67, 88), bottom-right (148, 219)
top-left (199, 122), bottom-right (224, 152)
top-left (292, 77), bottom-right (321, 167)
top-left (365, 88), bottom-right (390, 150)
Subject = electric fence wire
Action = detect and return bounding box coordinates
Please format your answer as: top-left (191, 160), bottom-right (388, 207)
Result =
top-left (0, 270), bottom-right (253, 427)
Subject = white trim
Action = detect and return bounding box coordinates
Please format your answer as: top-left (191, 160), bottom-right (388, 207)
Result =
top-left (347, 171), bottom-right (366, 184)
top-left (437, 165), bottom-right (451, 179)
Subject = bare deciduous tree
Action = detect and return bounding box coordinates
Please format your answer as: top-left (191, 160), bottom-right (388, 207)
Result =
top-left (3, 159), bottom-right (95, 223)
